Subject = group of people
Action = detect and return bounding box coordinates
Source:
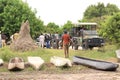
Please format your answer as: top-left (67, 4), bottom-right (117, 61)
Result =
top-left (0, 31), bottom-right (19, 48)
top-left (38, 32), bottom-right (60, 49)
top-left (0, 30), bottom-right (71, 58)
top-left (38, 31), bottom-right (71, 58)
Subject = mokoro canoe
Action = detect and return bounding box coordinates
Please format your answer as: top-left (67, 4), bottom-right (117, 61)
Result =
top-left (27, 56), bottom-right (44, 70)
top-left (73, 56), bottom-right (119, 71)
top-left (8, 57), bottom-right (24, 71)
top-left (50, 56), bottom-right (72, 67)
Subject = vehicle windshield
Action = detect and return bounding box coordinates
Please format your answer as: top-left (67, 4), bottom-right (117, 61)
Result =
top-left (83, 30), bottom-right (99, 38)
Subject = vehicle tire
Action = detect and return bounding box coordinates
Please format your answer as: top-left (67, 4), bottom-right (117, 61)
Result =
top-left (74, 45), bottom-right (78, 50)
top-left (89, 46), bottom-right (93, 50)
top-left (82, 43), bottom-right (88, 50)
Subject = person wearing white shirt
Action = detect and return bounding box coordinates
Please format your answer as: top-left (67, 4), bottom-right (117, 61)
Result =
top-left (39, 33), bottom-right (45, 48)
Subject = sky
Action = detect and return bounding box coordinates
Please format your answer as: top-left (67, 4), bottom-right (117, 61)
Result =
top-left (22, 0), bottom-right (120, 26)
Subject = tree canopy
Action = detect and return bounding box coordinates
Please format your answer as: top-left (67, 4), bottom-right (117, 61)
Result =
top-left (99, 12), bottom-right (120, 48)
top-left (62, 21), bottom-right (73, 31)
top-left (83, 3), bottom-right (120, 21)
top-left (0, 0), bottom-right (44, 39)
top-left (45, 22), bottom-right (60, 33)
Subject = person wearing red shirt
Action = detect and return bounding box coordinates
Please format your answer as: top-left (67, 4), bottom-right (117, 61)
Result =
top-left (62, 31), bottom-right (70, 58)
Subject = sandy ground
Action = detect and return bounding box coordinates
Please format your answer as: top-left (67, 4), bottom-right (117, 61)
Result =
top-left (0, 68), bottom-right (120, 80)
top-left (0, 49), bottom-right (119, 80)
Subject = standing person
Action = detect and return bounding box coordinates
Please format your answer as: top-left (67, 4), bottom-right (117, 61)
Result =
top-left (10, 34), bottom-right (14, 43)
top-left (1, 33), bottom-right (7, 47)
top-left (62, 31), bottom-right (71, 58)
top-left (45, 34), bottom-right (50, 48)
top-left (39, 33), bottom-right (45, 48)
top-left (13, 31), bottom-right (19, 41)
top-left (54, 32), bottom-right (59, 49)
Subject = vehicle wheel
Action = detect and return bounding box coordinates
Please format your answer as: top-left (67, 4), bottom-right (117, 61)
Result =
top-left (82, 43), bottom-right (88, 50)
top-left (89, 46), bottom-right (93, 50)
top-left (74, 45), bottom-right (78, 50)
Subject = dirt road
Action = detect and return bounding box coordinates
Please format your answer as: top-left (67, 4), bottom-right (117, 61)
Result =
top-left (0, 68), bottom-right (120, 80)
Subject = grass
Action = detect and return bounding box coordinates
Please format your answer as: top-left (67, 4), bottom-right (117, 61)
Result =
top-left (0, 44), bottom-right (118, 72)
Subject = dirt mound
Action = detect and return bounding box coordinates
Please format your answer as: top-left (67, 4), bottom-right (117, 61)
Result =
top-left (10, 20), bottom-right (38, 52)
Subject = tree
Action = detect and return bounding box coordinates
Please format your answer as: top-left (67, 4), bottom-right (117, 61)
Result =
top-left (99, 12), bottom-right (120, 48)
top-left (45, 22), bottom-right (60, 33)
top-left (0, 0), bottom-right (44, 39)
top-left (106, 3), bottom-right (120, 16)
top-left (83, 5), bottom-right (98, 19)
top-left (83, 3), bottom-right (120, 21)
top-left (62, 21), bottom-right (73, 31)
top-left (83, 3), bottom-right (106, 19)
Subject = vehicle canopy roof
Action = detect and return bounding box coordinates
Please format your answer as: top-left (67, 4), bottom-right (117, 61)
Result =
top-left (73, 22), bottom-right (97, 27)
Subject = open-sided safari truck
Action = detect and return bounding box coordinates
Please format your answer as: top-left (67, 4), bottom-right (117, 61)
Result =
top-left (70, 22), bottom-right (105, 50)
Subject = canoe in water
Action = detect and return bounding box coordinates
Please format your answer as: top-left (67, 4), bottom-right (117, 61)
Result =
top-left (73, 56), bottom-right (119, 71)
top-left (8, 57), bottom-right (24, 71)
top-left (50, 56), bottom-right (72, 67)
top-left (27, 56), bottom-right (44, 70)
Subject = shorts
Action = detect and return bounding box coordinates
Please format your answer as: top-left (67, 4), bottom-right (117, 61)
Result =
top-left (63, 44), bottom-right (69, 50)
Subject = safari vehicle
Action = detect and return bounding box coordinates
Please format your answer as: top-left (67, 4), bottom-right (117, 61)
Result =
top-left (70, 22), bottom-right (105, 50)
